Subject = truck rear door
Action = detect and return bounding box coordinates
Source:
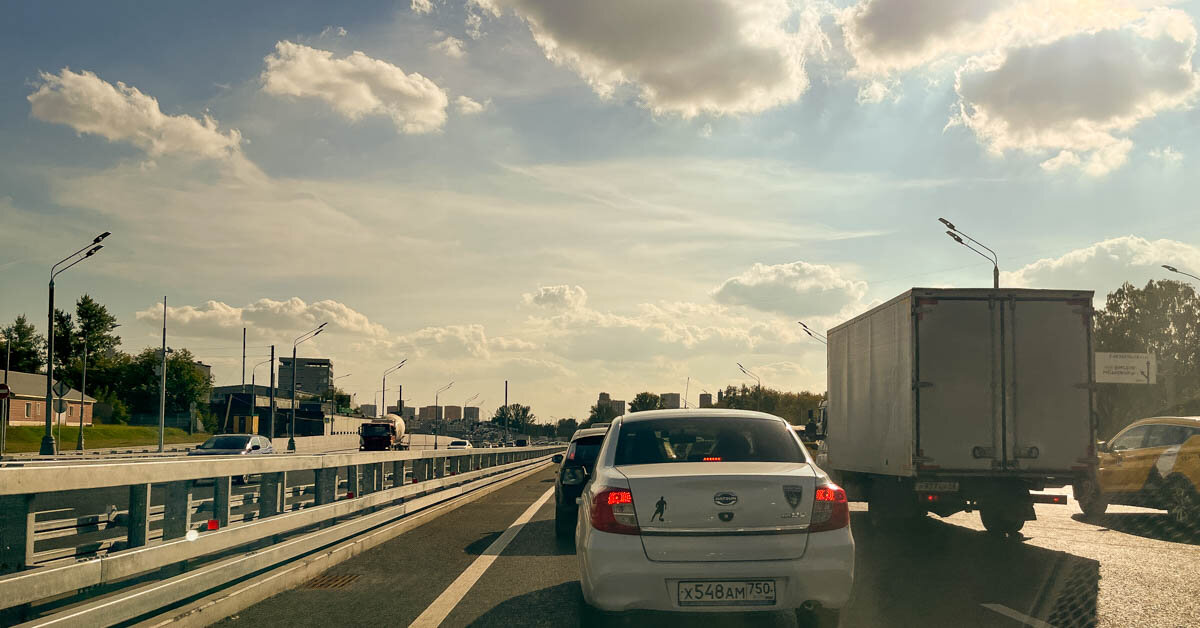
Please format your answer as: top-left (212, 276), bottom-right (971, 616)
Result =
top-left (916, 297), bottom-right (1002, 471)
top-left (1006, 297), bottom-right (1092, 472)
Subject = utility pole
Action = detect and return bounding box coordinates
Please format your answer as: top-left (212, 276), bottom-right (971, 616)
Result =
top-left (158, 296), bottom-right (167, 453)
top-left (2, 331), bottom-right (10, 456)
top-left (269, 345), bottom-right (276, 441)
top-left (241, 327), bottom-right (246, 393)
top-left (76, 340), bottom-right (87, 451)
top-left (504, 380), bottom-right (509, 443)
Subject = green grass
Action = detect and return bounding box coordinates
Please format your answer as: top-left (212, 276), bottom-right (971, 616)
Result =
top-left (2, 424), bottom-right (207, 453)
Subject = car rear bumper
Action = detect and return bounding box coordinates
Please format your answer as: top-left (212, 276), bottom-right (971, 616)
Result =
top-left (578, 526), bottom-right (854, 613)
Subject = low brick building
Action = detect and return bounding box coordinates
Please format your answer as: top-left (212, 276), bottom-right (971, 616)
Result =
top-left (2, 371), bottom-right (96, 426)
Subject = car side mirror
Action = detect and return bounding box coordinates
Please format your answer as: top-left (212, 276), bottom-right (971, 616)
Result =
top-left (552, 454), bottom-right (563, 464)
top-left (251, 444), bottom-right (261, 451)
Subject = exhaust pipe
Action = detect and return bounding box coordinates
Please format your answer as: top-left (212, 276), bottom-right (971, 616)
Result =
top-left (802, 600), bottom-right (819, 611)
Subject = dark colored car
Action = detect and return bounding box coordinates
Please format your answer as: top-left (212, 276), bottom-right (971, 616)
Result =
top-left (187, 434), bottom-right (274, 483)
top-left (552, 426), bottom-right (610, 539)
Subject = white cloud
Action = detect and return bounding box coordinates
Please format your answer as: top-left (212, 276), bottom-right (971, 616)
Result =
top-left (455, 95), bottom-right (487, 115)
top-left (522, 285), bottom-right (588, 310)
top-left (856, 79), bottom-right (898, 104)
top-left (466, 9), bottom-right (485, 40)
top-left (432, 35), bottom-right (467, 58)
top-left (134, 297), bottom-right (390, 341)
top-left (471, 0), bottom-right (826, 117)
top-left (951, 9), bottom-right (1199, 176)
top-left (412, 0), bottom-right (434, 15)
top-left (320, 25), bottom-right (347, 38)
top-left (261, 40), bottom-right (449, 134)
top-left (1001, 236), bottom-right (1200, 302)
top-left (698, 123), bottom-right (713, 138)
top-left (28, 68), bottom-right (247, 164)
top-left (711, 261), bottom-right (869, 317)
top-left (1150, 145), bottom-right (1184, 164)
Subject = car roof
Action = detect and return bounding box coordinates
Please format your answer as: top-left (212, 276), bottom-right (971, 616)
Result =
top-left (616, 408), bottom-right (789, 423)
top-left (1125, 416), bottom-right (1200, 429)
top-left (570, 427), bottom-right (609, 441)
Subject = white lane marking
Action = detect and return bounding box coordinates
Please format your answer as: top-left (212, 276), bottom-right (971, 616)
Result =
top-left (981, 603), bottom-right (1054, 628)
top-left (410, 487), bottom-right (555, 627)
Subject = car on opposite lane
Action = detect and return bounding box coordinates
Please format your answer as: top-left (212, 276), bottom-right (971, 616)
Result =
top-left (187, 434), bottom-right (275, 484)
top-left (447, 439), bottom-right (472, 450)
top-left (576, 409), bottom-right (854, 626)
top-left (552, 425), bottom-right (610, 538)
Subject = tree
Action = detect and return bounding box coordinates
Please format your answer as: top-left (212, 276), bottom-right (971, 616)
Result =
top-left (715, 384), bottom-right (824, 425)
top-left (555, 417), bottom-right (579, 438)
top-left (583, 402), bottom-right (617, 427)
top-left (629, 392), bottom-right (662, 413)
top-left (121, 347), bottom-right (213, 419)
top-left (52, 308), bottom-right (75, 381)
top-left (1, 314), bottom-right (45, 373)
top-left (74, 294), bottom-right (121, 356)
top-left (1094, 279), bottom-right (1200, 437)
top-left (491, 403), bottom-right (536, 434)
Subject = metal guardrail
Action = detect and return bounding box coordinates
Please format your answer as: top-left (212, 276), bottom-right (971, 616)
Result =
top-left (0, 446), bottom-right (563, 623)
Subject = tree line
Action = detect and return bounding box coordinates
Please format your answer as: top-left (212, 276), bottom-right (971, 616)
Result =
top-left (1, 296), bottom-right (213, 427)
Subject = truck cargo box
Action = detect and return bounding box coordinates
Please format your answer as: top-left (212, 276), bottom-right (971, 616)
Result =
top-left (826, 288), bottom-right (1094, 480)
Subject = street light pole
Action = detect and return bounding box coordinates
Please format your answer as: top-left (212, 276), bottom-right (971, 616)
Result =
top-left (737, 362), bottom-right (762, 411)
top-left (252, 357), bottom-right (271, 434)
top-left (1163, 265), bottom-right (1200, 283)
top-left (158, 297), bottom-right (168, 453)
top-left (76, 340), bottom-right (87, 451)
top-left (268, 345), bottom-right (276, 441)
top-left (332, 373), bottom-right (352, 416)
top-left (938, 217), bottom-right (999, 289)
top-left (42, 232), bottom-right (110, 455)
top-left (382, 360), bottom-right (407, 419)
top-left (289, 323), bottom-right (327, 451)
top-left (434, 381), bottom-right (453, 450)
top-left (3, 330), bottom-right (10, 457)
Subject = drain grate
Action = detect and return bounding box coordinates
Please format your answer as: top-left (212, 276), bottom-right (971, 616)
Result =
top-left (303, 574), bottom-right (360, 589)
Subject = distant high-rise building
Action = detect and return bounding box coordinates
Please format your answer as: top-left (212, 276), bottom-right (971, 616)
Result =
top-left (419, 405), bottom-right (443, 421)
top-left (699, 393), bottom-right (714, 408)
top-left (609, 399), bottom-right (626, 416)
top-left (400, 406), bottom-right (416, 419)
top-left (660, 393), bottom-right (681, 409)
top-left (278, 357), bottom-right (333, 397)
top-left (464, 406), bottom-right (481, 422)
top-left (359, 404), bottom-right (377, 418)
top-left (444, 405), bottom-right (463, 421)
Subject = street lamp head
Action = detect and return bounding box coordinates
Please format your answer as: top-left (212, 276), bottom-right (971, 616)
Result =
top-left (946, 230), bottom-right (964, 244)
top-left (85, 245), bottom-right (102, 257)
top-left (938, 217), bottom-right (955, 230)
top-left (1163, 264), bottom-right (1179, 272)
top-left (94, 231), bottom-right (111, 243)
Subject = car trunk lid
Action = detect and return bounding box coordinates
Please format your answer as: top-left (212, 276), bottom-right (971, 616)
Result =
top-left (618, 462), bottom-right (817, 562)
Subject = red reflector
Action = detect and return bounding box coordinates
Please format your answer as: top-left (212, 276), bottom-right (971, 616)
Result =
top-left (206, 519), bottom-right (219, 530)
top-left (925, 494), bottom-right (939, 502)
top-left (702, 456), bottom-right (722, 462)
top-left (607, 490), bottom-right (633, 506)
top-left (346, 491), bottom-right (356, 499)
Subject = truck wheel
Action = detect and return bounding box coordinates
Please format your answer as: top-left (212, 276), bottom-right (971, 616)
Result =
top-left (1075, 478), bottom-right (1108, 519)
top-left (980, 507), bottom-right (1024, 536)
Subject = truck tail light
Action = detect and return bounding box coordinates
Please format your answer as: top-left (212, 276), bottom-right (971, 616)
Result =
top-left (590, 488), bottom-right (640, 535)
top-left (809, 483), bottom-right (849, 533)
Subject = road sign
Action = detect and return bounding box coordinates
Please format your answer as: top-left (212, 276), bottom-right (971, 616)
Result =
top-left (54, 398), bottom-right (69, 414)
top-left (0, 383), bottom-right (9, 400)
top-left (1096, 352), bottom-right (1156, 384)
top-left (53, 380), bottom-right (70, 397)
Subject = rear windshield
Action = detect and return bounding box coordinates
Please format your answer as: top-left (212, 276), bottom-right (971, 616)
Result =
top-left (450, 440), bottom-right (468, 446)
top-left (567, 435), bottom-right (605, 465)
top-left (613, 417), bottom-right (804, 466)
top-left (200, 436), bottom-right (250, 449)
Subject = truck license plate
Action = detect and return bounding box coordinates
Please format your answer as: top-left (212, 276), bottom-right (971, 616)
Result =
top-left (915, 481), bottom-right (959, 492)
top-left (677, 580), bottom-right (776, 606)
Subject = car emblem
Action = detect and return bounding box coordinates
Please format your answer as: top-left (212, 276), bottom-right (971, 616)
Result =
top-left (718, 511), bottom-right (735, 522)
top-left (783, 485), bottom-right (803, 510)
top-left (714, 491), bottom-right (738, 507)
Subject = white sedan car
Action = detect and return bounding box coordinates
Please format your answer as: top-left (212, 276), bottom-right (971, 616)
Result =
top-left (576, 409), bottom-right (854, 626)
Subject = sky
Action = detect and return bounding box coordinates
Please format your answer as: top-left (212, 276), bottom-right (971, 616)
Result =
top-left (3, 0), bottom-right (1200, 422)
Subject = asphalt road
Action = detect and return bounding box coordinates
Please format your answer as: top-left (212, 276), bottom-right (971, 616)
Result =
top-left (210, 468), bottom-right (1200, 628)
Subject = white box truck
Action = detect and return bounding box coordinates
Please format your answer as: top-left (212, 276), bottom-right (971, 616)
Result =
top-left (820, 288), bottom-right (1096, 534)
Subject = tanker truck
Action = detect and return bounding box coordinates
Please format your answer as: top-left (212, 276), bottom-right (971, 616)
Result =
top-left (359, 414), bottom-right (408, 451)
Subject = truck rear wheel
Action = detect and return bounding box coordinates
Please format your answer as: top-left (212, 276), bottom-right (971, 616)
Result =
top-left (980, 507), bottom-right (1025, 536)
top-left (1075, 478), bottom-right (1108, 519)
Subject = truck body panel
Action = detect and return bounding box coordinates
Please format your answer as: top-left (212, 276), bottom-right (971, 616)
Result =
top-left (826, 288), bottom-right (1094, 482)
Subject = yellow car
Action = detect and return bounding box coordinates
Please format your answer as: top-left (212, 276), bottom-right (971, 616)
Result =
top-left (1075, 416), bottom-right (1200, 525)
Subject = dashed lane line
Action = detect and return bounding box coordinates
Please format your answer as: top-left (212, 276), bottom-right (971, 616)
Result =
top-left (410, 487), bottom-right (555, 627)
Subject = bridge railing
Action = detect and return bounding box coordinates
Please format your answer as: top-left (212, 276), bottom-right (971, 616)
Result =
top-left (0, 446), bottom-right (562, 621)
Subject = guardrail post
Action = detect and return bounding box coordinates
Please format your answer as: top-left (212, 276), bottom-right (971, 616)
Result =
top-left (364, 463), bottom-right (381, 494)
top-left (260, 473), bottom-right (285, 517)
top-left (346, 465), bottom-right (361, 498)
top-left (163, 480), bottom-right (192, 540)
top-left (0, 494), bottom-right (33, 575)
top-left (314, 468), bottom-right (337, 505)
top-left (128, 483), bottom-right (152, 548)
top-left (213, 477), bottom-right (232, 528)
top-left (391, 460), bottom-right (406, 488)
top-left (414, 459), bottom-right (429, 483)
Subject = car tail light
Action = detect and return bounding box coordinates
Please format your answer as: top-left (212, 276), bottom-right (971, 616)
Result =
top-left (809, 483), bottom-right (849, 533)
top-left (590, 488), bottom-right (640, 535)
top-left (562, 467), bottom-right (586, 485)
top-left (702, 456), bottom-right (722, 462)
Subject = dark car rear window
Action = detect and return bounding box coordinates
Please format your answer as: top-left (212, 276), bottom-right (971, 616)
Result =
top-left (567, 435), bottom-right (605, 465)
top-left (200, 436), bottom-right (250, 449)
top-left (613, 417), bottom-right (804, 466)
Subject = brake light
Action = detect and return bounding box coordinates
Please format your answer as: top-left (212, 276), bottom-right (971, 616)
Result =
top-left (702, 456), bottom-right (722, 462)
top-left (809, 482), bottom-right (849, 532)
top-left (590, 488), bottom-right (640, 535)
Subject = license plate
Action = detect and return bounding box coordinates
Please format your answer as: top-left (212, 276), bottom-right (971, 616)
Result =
top-left (915, 481), bottom-right (959, 492)
top-left (677, 580), bottom-right (776, 606)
